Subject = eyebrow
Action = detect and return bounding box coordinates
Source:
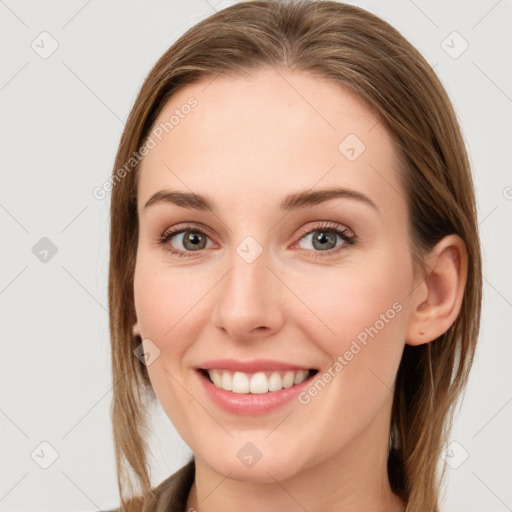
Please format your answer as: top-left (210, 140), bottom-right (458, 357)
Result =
top-left (143, 187), bottom-right (378, 213)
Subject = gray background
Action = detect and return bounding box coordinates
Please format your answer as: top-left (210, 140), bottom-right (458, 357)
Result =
top-left (1, 0), bottom-right (511, 510)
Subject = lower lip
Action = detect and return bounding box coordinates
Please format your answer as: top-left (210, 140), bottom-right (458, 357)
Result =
top-left (196, 370), bottom-right (314, 415)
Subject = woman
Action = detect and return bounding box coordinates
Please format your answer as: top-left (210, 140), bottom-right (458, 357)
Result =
top-left (107, 1), bottom-right (482, 511)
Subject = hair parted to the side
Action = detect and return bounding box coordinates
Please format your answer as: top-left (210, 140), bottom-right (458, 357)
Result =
top-left (108, 1), bottom-right (482, 511)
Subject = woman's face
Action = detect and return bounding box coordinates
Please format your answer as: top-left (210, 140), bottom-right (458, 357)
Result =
top-left (133, 67), bottom-right (418, 482)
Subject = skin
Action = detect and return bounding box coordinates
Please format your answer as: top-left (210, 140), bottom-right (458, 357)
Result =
top-left (132, 67), bottom-right (467, 512)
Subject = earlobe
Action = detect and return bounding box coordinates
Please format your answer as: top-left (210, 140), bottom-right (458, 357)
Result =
top-left (406, 234), bottom-right (468, 346)
top-left (133, 321), bottom-right (141, 338)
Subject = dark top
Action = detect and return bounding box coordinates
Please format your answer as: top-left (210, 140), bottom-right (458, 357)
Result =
top-left (153, 458), bottom-right (195, 512)
top-left (105, 458), bottom-right (195, 512)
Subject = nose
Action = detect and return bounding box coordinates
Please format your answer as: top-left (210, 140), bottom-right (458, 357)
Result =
top-left (211, 243), bottom-right (285, 342)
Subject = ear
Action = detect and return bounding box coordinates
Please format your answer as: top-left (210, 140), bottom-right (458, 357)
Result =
top-left (406, 234), bottom-right (468, 346)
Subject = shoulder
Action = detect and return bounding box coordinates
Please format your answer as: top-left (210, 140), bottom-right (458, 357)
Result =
top-left (104, 458), bottom-right (195, 512)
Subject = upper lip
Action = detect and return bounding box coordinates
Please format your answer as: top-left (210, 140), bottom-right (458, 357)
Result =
top-left (198, 359), bottom-right (315, 373)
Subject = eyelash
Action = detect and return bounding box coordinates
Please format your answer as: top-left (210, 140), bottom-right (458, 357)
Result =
top-left (156, 221), bottom-right (357, 259)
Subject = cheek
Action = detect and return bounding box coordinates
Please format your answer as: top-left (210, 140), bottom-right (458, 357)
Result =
top-left (132, 256), bottom-right (213, 406)
top-left (133, 260), bottom-right (198, 432)
top-left (299, 253), bottom-right (410, 391)
top-left (133, 254), bottom-right (207, 342)
top-left (132, 260), bottom-right (190, 406)
top-left (305, 259), bottom-right (408, 341)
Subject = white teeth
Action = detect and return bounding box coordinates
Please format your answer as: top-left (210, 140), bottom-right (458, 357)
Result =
top-left (268, 372), bottom-right (282, 392)
top-left (221, 371), bottom-right (232, 391)
top-left (232, 371), bottom-right (250, 393)
top-left (210, 370), bottom-right (222, 388)
top-left (206, 369), bottom-right (311, 394)
top-left (249, 372), bottom-right (268, 394)
top-left (282, 371), bottom-right (295, 388)
top-left (294, 369), bottom-right (309, 385)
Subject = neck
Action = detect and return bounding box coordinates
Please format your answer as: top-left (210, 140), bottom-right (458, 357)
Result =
top-left (185, 394), bottom-right (406, 512)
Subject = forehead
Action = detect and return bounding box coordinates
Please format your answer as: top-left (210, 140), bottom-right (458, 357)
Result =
top-left (138, 67), bottom-right (404, 220)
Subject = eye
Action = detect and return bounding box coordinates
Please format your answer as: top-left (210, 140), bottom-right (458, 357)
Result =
top-left (156, 221), bottom-right (357, 258)
top-left (292, 221), bottom-right (356, 257)
top-left (157, 224), bottom-right (214, 257)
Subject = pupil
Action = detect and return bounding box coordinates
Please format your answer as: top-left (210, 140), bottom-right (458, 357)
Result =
top-left (314, 231), bottom-right (335, 250)
top-left (185, 232), bottom-right (205, 250)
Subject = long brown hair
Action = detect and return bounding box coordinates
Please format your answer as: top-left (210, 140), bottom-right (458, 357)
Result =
top-left (108, 1), bottom-right (482, 510)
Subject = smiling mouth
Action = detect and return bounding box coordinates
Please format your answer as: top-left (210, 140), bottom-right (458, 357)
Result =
top-left (198, 368), bottom-right (319, 394)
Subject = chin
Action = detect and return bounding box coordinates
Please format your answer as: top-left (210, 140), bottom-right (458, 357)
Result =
top-left (197, 442), bottom-right (313, 484)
